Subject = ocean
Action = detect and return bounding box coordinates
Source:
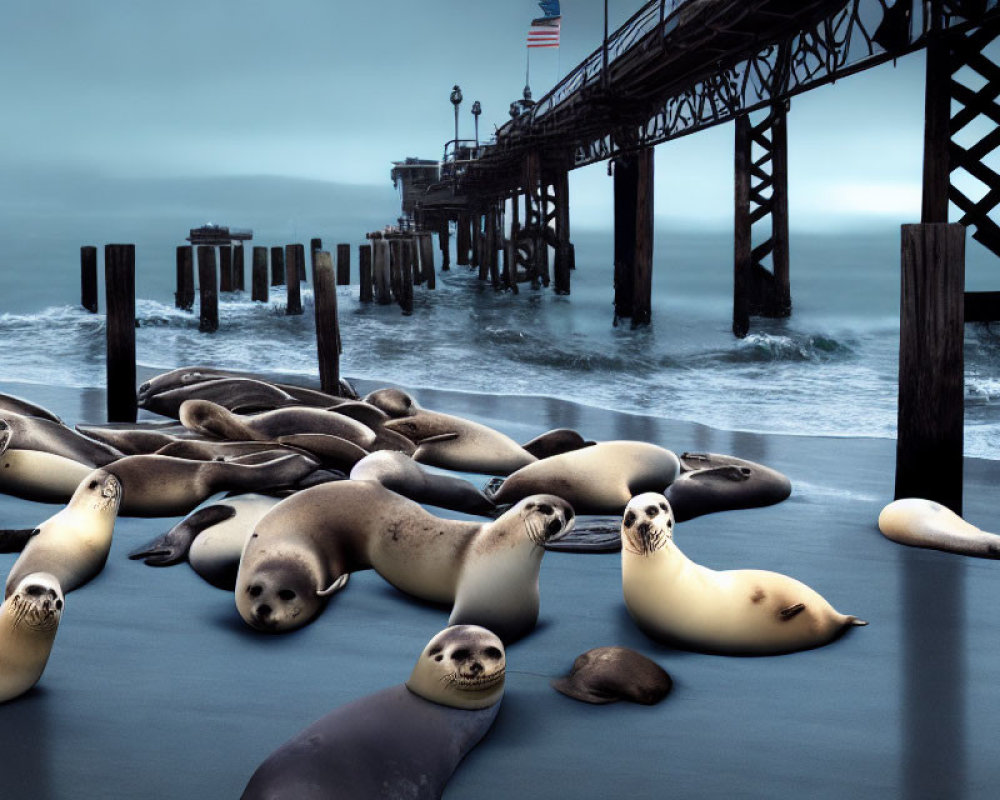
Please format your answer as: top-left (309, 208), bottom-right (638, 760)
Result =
top-left (0, 182), bottom-right (997, 460)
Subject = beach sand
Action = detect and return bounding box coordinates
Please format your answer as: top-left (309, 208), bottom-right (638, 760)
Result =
top-left (0, 375), bottom-right (998, 799)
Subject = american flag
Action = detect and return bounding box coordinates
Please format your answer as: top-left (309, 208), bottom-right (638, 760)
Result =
top-left (527, 0), bottom-right (561, 48)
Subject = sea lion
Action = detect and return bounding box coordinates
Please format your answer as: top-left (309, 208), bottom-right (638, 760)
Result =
top-left (154, 439), bottom-right (307, 462)
top-left (666, 451), bottom-right (792, 522)
top-left (106, 453), bottom-right (316, 517)
top-left (349, 451), bottom-right (495, 515)
top-left (179, 399), bottom-right (377, 450)
top-left (487, 441), bottom-right (681, 514)
top-left (0, 394), bottom-right (63, 424)
top-left (137, 366), bottom-right (357, 406)
top-left (0, 427), bottom-right (96, 504)
top-left (0, 573), bottom-right (64, 704)
top-left (521, 428), bottom-right (595, 459)
top-left (139, 377), bottom-right (299, 418)
top-left (878, 498), bottom-right (1000, 558)
top-left (551, 646), bottom-right (673, 705)
top-left (129, 493), bottom-right (283, 590)
top-left (5, 470), bottom-right (122, 597)
top-left (241, 625), bottom-right (504, 800)
top-left (0, 414), bottom-right (122, 466)
top-left (363, 387), bottom-right (419, 418)
top-left (236, 481), bottom-right (574, 641)
top-left (620, 493), bottom-right (866, 655)
top-left (383, 412), bottom-right (536, 475)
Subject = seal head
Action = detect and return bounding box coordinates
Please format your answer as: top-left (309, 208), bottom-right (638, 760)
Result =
top-left (407, 625), bottom-right (506, 710)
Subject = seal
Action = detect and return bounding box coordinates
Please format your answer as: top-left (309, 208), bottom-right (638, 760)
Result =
top-left (105, 452), bottom-right (316, 517)
top-left (129, 493), bottom-right (283, 590)
top-left (621, 493), bottom-right (866, 655)
top-left (5, 469), bottom-right (122, 597)
top-left (383, 412), bottom-right (536, 475)
top-left (0, 425), bottom-right (96, 504)
top-left (666, 451), bottom-right (792, 522)
top-left (0, 572), bottom-right (64, 704)
top-left (241, 625), bottom-right (504, 800)
top-left (236, 481), bottom-right (574, 641)
top-left (487, 440), bottom-right (681, 514)
top-left (137, 366), bottom-right (357, 407)
top-left (878, 498), bottom-right (1000, 558)
top-left (521, 428), bottom-right (595, 459)
top-left (179, 399), bottom-right (377, 451)
top-left (0, 394), bottom-right (63, 424)
top-left (139, 377), bottom-right (299, 418)
top-left (0, 414), bottom-right (122, 466)
top-left (349, 451), bottom-right (495, 515)
top-left (551, 646), bottom-right (673, 705)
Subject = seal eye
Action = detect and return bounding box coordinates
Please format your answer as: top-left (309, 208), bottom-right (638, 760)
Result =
top-left (55, 599), bottom-right (63, 610)
top-left (537, 503), bottom-right (553, 515)
top-left (623, 511), bottom-right (636, 528)
top-left (88, 480), bottom-right (99, 490)
top-left (278, 589), bottom-right (296, 602)
top-left (484, 647), bottom-right (502, 660)
top-left (26, 585), bottom-right (43, 597)
top-left (248, 585), bottom-right (263, 598)
top-left (659, 503), bottom-right (668, 512)
top-left (645, 505), bottom-right (658, 517)
top-left (435, 655), bottom-right (443, 662)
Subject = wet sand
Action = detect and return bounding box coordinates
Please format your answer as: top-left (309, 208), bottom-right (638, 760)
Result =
top-left (0, 376), bottom-right (998, 799)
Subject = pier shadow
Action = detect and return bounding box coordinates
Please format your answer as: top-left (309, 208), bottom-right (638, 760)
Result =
top-left (901, 551), bottom-right (965, 799)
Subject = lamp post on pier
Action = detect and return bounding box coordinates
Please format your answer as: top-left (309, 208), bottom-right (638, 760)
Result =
top-left (450, 85), bottom-right (463, 192)
top-left (472, 100), bottom-right (482, 147)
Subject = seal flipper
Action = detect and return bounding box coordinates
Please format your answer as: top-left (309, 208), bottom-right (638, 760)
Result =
top-left (543, 517), bottom-right (622, 553)
top-left (779, 603), bottom-right (806, 620)
top-left (0, 528), bottom-right (39, 553)
top-left (129, 504), bottom-right (237, 566)
top-left (415, 432), bottom-right (460, 445)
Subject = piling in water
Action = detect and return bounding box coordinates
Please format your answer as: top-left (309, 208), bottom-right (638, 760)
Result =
top-left (419, 233), bottom-right (435, 289)
top-left (105, 244), bottom-right (137, 423)
top-left (270, 246), bottom-right (285, 286)
top-left (175, 245), bottom-right (194, 311)
top-left (337, 243), bottom-right (351, 285)
top-left (251, 247), bottom-right (268, 303)
top-left (360, 243), bottom-right (373, 303)
top-left (285, 245), bottom-right (303, 314)
top-left (233, 245), bottom-right (245, 292)
top-left (220, 246), bottom-right (233, 292)
top-left (373, 239), bottom-right (391, 305)
top-left (81, 245), bottom-right (98, 313)
top-left (312, 251), bottom-right (341, 394)
top-left (198, 246), bottom-right (219, 333)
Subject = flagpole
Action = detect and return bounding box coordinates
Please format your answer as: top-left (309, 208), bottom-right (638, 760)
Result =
top-left (525, 46), bottom-right (531, 95)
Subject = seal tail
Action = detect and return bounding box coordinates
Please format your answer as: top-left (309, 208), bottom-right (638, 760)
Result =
top-left (850, 617), bottom-right (869, 626)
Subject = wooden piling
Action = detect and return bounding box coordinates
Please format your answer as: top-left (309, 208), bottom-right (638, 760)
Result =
top-left (409, 237), bottom-right (423, 287)
top-left (922, 15), bottom-right (951, 224)
top-left (389, 239), bottom-right (403, 301)
top-left (373, 239), bottom-right (391, 304)
top-left (336, 243), bottom-right (351, 285)
top-left (175, 245), bottom-right (194, 311)
top-left (554, 168), bottom-right (572, 295)
top-left (419, 233), bottom-right (436, 289)
top-left (270, 246), bottom-right (285, 286)
top-left (399, 242), bottom-right (414, 315)
top-left (457, 213), bottom-right (471, 266)
top-left (311, 237), bottom-right (323, 259)
top-left (312, 251), bottom-right (341, 394)
top-left (233, 245), bottom-right (245, 292)
top-left (770, 105), bottom-right (791, 315)
top-left (81, 246), bottom-right (98, 313)
top-left (613, 154), bottom-right (638, 321)
top-left (439, 219), bottom-right (451, 271)
top-left (733, 114), bottom-right (752, 338)
top-left (504, 239), bottom-right (519, 294)
top-left (285, 245), bottom-right (302, 314)
top-left (251, 246), bottom-right (269, 303)
top-left (360, 243), bottom-right (374, 302)
top-left (632, 147), bottom-right (654, 327)
top-left (297, 243), bottom-right (307, 282)
top-left (105, 244), bottom-right (137, 423)
top-left (198, 245), bottom-right (219, 333)
top-left (219, 246), bottom-right (233, 292)
top-left (895, 223), bottom-right (965, 513)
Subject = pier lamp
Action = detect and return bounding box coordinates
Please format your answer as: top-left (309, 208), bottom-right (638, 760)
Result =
top-left (450, 85), bottom-right (463, 151)
top-left (472, 100), bottom-right (481, 147)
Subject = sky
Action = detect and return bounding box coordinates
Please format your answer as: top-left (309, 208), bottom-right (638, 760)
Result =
top-left (0, 0), bottom-right (982, 231)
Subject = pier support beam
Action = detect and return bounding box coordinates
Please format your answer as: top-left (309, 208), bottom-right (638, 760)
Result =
top-left (633, 147), bottom-right (654, 327)
top-left (553, 167), bottom-right (573, 296)
top-left (105, 244), bottom-right (136, 423)
top-left (524, 151), bottom-right (546, 289)
top-left (456, 213), bottom-right (471, 267)
top-left (612, 149), bottom-right (653, 326)
top-left (81, 246), bottom-right (98, 313)
top-left (439, 219), bottom-right (450, 271)
top-left (175, 245), bottom-right (194, 311)
top-left (733, 103), bottom-right (792, 338)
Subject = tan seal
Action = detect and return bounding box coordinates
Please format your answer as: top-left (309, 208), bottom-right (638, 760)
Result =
top-left (235, 481), bottom-right (574, 641)
top-left (878, 498), bottom-right (1000, 558)
top-left (621, 492), bottom-right (866, 655)
top-left (0, 572), bottom-right (64, 703)
top-left (5, 470), bottom-right (122, 598)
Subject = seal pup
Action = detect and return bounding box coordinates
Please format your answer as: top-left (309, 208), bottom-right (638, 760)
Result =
top-left (129, 493), bottom-right (283, 590)
top-left (487, 441), bottom-right (681, 514)
top-left (241, 625), bottom-right (504, 800)
top-left (878, 498), bottom-right (1000, 558)
top-left (179, 399), bottom-right (377, 450)
top-left (666, 451), bottom-right (792, 522)
top-left (621, 493), bottom-right (866, 655)
top-left (106, 452), bottom-right (316, 517)
top-left (5, 470), bottom-right (122, 598)
top-left (0, 426), bottom-right (95, 504)
top-left (349, 451), bottom-right (495, 515)
top-left (551, 646), bottom-right (673, 705)
top-left (0, 573), bottom-right (64, 703)
top-left (236, 481), bottom-right (573, 641)
top-left (383, 412), bottom-right (537, 475)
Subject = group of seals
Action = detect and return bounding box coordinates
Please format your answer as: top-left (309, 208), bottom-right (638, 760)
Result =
top-left (242, 625), bottom-right (505, 799)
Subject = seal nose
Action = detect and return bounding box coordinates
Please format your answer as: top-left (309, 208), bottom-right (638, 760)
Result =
top-left (466, 661), bottom-right (483, 676)
top-left (256, 604), bottom-right (272, 620)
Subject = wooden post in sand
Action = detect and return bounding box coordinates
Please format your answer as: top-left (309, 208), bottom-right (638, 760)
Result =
top-left (285, 245), bottom-right (303, 314)
top-left (895, 223), bottom-right (965, 514)
top-left (105, 244), bottom-right (136, 422)
top-left (198, 245), bottom-right (219, 333)
top-left (251, 247), bottom-right (269, 302)
top-left (312, 251), bottom-right (341, 393)
top-left (175, 245), bottom-right (194, 311)
top-left (233, 245), bottom-right (245, 292)
top-left (360, 243), bottom-right (373, 303)
top-left (219, 245), bottom-right (233, 292)
top-left (270, 246), bottom-right (285, 286)
top-left (81, 246), bottom-right (99, 313)
top-left (337, 243), bottom-right (351, 285)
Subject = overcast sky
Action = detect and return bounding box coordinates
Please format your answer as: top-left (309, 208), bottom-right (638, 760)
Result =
top-left (0, 0), bottom-right (965, 229)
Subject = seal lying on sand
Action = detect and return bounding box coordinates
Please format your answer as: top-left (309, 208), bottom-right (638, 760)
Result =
top-left (878, 498), bottom-right (1000, 558)
top-left (621, 493), bottom-right (866, 655)
top-left (551, 646), bottom-right (673, 705)
top-left (236, 481), bottom-right (573, 641)
top-left (0, 572), bottom-right (64, 703)
top-left (241, 625), bottom-right (504, 800)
